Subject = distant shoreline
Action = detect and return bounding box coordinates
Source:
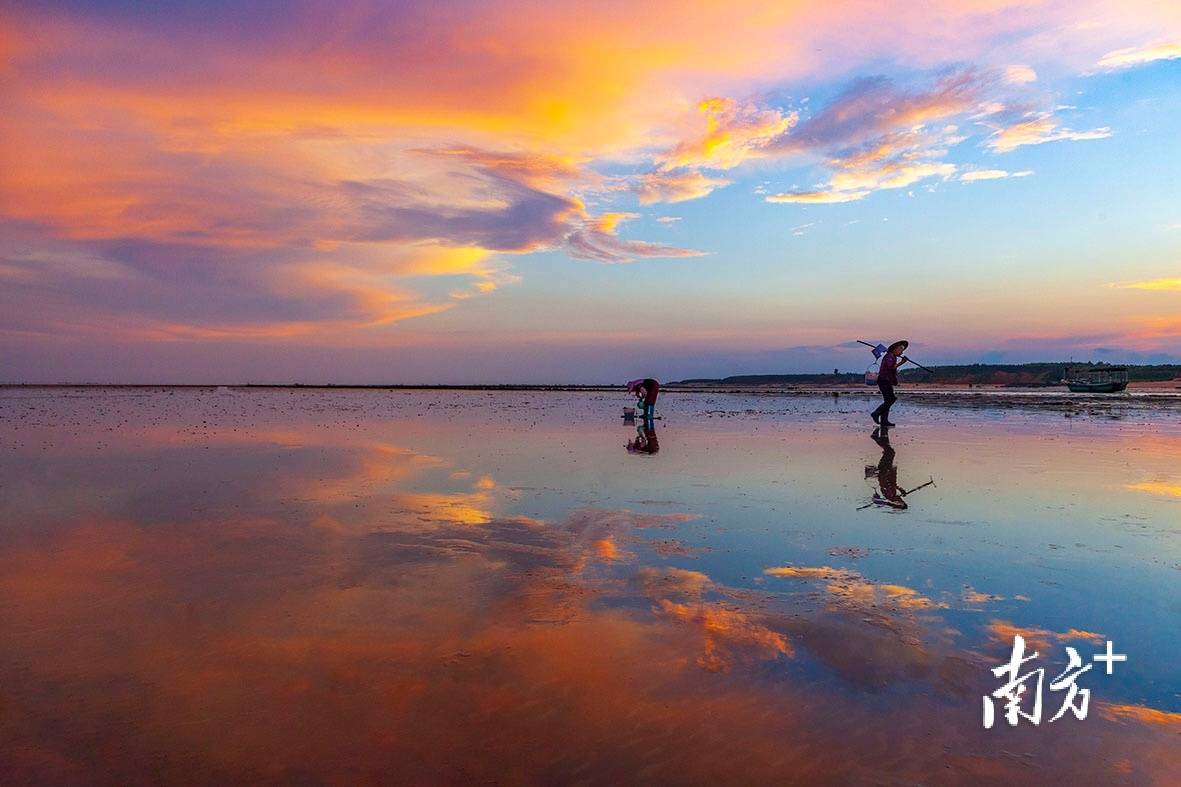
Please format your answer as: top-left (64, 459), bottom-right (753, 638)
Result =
top-left (3, 381), bottom-right (1179, 395)
top-left (4, 362), bottom-right (1177, 392)
top-left (0, 383), bottom-right (626, 391)
top-left (6, 383), bottom-right (1181, 415)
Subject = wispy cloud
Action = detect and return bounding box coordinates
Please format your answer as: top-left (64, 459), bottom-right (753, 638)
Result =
top-left (1098, 703), bottom-right (1181, 728)
top-left (775, 71), bottom-right (982, 153)
top-left (564, 212), bottom-right (705, 263)
top-left (985, 112), bottom-right (1111, 152)
top-left (1126, 481), bottom-right (1181, 498)
top-left (755, 72), bottom-right (1004, 205)
top-left (1096, 41), bottom-right (1181, 70)
top-left (648, 71), bottom-right (989, 209)
top-left (984, 620), bottom-right (1104, 653)
top-left (959, 168), bottom-right (1034, 182)
top-left (658, 97), bottom-right (797, 172)
top-left (768, 120), bottom-right (961, 205)
top-left (765, 190), bottom-right (869, 204)
top-left (633, 170), bottom-right (731, 204)
top-left (1004, 64), bottom-right (1037, 84)
top-left (1106, 278), bottom-right (1181, 291)
top-left (829, 158), bottom-right (956, 194)
top-left (764, 565), bottom-right (949, 611)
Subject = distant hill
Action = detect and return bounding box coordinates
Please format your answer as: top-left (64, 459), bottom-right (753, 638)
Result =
top-left (671, 362), bottom-right (1181, 387)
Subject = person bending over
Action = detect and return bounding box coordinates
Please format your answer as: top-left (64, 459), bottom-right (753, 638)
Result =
top-left (627, 378), bottom-right (660, 420)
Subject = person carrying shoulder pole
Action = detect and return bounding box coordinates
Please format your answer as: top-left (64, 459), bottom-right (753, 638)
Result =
top-left (871, 340), bottom-right (910, 427)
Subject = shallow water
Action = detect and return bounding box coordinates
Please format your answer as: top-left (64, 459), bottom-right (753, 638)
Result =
top-left (1, 388), bottom-right (1179, 784)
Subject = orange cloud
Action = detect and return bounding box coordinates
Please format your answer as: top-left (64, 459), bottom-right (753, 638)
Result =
top-left (633, 170), bottom-right (731, 204)
top-left (1099, 703), bottom-right (1181, 728)
top-left (657, 599), bottom-right (793, 672)
top-left (962, 587), bottom-right (1004, 604)
top-left (985, 112), bottom-right (1111, 152)
top-left (592, 212), bottom-right (640, 234)
top-left (766, 565), bottom-right (949, 611)
top-left (879, 584), bottom-right (948, 610)
top-left (658, 97), bottom-right (797, 171)
top-left (764, 565), bottom-right (854, 579)
top-left (984, 620), bottom-right (1105, 652)
top-left (1106, 278), bottom-right (1181, 291)
top-left (594, 537), bottom-right (621, 560)
top-left (1126, 481), bottom-right (1181, 497)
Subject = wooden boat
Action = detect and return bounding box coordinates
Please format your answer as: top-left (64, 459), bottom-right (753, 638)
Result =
top-left (1066, 366), bottom-right (1128, 393)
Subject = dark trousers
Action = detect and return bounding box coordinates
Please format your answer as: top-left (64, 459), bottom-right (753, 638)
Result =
top-left (873, 381), bottom-right (896, 420)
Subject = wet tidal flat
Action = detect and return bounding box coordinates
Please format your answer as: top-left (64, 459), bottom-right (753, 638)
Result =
top-left (1, 388), bottom-right (1179, 785)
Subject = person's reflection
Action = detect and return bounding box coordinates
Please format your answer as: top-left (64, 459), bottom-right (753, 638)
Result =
top-left (626, 418), bottom-right (660, 454)
top-left (863, 427), bottom-right (936, 510)
top-left (867, 427), bottom-right (907, 509)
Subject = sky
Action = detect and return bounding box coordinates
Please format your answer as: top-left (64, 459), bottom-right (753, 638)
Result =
top-left (1, 0), bottom-right (1180, 383)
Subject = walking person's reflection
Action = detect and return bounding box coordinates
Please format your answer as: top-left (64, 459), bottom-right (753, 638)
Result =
top-left (870, 427), bottom-right (907, 509)
top-left (862, 427), bottom-right (935, 511)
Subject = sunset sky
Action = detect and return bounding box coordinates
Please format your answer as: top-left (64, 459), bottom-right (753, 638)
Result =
top-left (2, 1), bottom-right (1180, 383)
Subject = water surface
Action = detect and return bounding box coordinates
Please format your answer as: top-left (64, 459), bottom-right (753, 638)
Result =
top-left (1, 388), bottom-right (1178, 784)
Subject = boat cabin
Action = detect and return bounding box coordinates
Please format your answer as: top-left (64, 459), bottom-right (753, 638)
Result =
top-left (1066, 366), bottom-right (1129, 393)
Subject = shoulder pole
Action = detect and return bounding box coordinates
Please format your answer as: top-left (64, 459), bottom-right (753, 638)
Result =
top-left (856, 340), bottom-right (935, 375)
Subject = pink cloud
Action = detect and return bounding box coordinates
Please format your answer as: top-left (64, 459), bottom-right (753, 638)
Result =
top-left (1096, 41), bottom-right (1181, 70)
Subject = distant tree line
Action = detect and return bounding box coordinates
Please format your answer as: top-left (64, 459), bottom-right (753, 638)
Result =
top-left (672, 363), bottom-right (1181, 387)
top-left (898, 362), bottom-right (1181, 385)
